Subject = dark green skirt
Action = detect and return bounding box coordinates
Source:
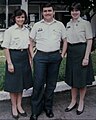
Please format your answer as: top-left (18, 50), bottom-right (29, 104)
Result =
top-left (65, 43), bottom-right (95, 88)
top-left (4, 49), bottom-right (33, 92)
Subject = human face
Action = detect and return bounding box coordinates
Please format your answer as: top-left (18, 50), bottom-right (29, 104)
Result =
top-left (42, 7), bottom-right (54, 22)
top-left (15, 14), bottom-right (25, 28)
top-left (71, 9), bottom-right (80, 20)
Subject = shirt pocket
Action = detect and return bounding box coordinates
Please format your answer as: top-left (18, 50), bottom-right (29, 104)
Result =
top-left (76, 25), bottom-right (85, 33)
top-left (52, 29), bottom-right (61, 39)
top-left (66, 27), bottom-right (73, 37)
top-left (66, 27), bottom-right (72, 34)
top-left (77, 28), bottom-right (85, 37)
top-left (36, 31), bottom-right (45, 39)
top-left (53, 29), bottom-right (61, 35)
top-left (76, 27), bottom-right (86, 41)
top-left (11, 35), bottom-right (20, 46)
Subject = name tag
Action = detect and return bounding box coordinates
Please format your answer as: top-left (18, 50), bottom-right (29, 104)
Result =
top-left (38, 28), bottom-right (43, 32)
top-left (66, 26), bottom-right (71, 28)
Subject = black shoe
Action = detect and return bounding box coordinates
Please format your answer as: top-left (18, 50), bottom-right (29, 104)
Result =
top-left (76, 108), bottom-right (84, 115)
top-left (30, 114), bottom-right (38, 120)
top-left (65, 103), bottom-right (77, 112)
top-left (12, 114), bottom-right (19, 120)
top-left (18, 110), bottom-right (27, 117)
top-left (44, 109), bottom-right (54, 118)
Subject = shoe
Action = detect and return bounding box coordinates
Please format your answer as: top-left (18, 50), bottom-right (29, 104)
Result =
top-left (18, 110), bottom-right (27, 117)
top-left (30, 114), bottom-right (38, 120)
top-left (11, 110), bottom-right (19, 120)
top-left (65, 103), bottom-right (77, 112)
top-left (44, 109), bottom-right (54, 118)
top-left (12, 113), bottom-right (19, 119)
top-left (76, 108), bottom-right (84, 115)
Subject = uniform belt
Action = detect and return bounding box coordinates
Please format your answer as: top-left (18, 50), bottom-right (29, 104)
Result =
top-left (10, 49), bottom-right (27, 52)
top-left (68, 42), bottom-right (86, 46)
top-left (37, 50), bottom-right (59, 54)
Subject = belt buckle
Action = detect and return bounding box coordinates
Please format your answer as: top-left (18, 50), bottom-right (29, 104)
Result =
top-left (21, 49), bottom-right (23, 51)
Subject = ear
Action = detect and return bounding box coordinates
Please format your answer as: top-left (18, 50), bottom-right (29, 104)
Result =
top-left (42, 12), bottom-right (44, 19)
top-left (53, 11), bottom-right (55, 17)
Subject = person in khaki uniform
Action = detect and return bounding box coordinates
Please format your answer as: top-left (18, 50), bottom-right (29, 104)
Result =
top-left (29, 3), bottom-right (67, 120)
top-left (65, 2), bottom-right (94, 115)
top-left (1, 9), bottom-right (32, 119)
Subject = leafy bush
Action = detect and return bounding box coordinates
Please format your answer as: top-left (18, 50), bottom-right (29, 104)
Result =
top-left (0, 50), bottom-right (96, 91)
top-left (0, 61), bottom-right (5, 90)
top-left (58, 58), bottom-right (66, 81)
top-left (91, 51), bottom-right (96, 74)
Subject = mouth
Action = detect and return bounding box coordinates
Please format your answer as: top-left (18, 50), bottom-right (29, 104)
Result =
top-left (18, 21), bottom-right (24, 23)
top-left (73, 14), bottom-right (78, 17)
top-left (45, 14), bottom-right (51, 16)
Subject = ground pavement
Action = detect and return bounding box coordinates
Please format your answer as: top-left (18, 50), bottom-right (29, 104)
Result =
top-left (0, 86), bottom-right (96, 120)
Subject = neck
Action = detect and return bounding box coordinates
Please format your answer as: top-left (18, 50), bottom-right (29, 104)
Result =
top-left (16, 24), bottom-right (23, 28)
top-left (44, 18), bottom-right (53, 23)
top-left (19, 25), bottom-right (23, 28)
top-left (72, 18), bottom-right (78, 22)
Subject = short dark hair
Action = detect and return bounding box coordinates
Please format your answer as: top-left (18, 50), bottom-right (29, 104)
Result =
top-left (11, 9), bottom-right (28, 25)
top-left (70, 2), bottom-right (82, 12)
top-left (42, 3), bottom-right (54, 11)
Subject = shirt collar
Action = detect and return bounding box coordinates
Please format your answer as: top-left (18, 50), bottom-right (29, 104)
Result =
top-left (14, 23), bottom-right (26, 30)
top-left (41, 18), bottom-right (57, 24)
top-left (70, 17), bottom-right (82, 23)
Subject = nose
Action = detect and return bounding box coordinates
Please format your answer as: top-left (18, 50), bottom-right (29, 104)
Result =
top-left (20, 17), bottom-right (23, 20)
top-left (45, 11), bottom-right (50, 14)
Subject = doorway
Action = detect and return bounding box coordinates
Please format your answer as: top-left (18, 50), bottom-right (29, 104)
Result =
top-left (55, 11), bottom-right (71, 26)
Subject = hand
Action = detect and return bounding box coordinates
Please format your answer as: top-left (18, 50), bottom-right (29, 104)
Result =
top-left (8, 63), bottom-right (14, 73)
top-left (82, 58), bottom-right (89, 66)
top-left (61, 53), bottom-right (64, 58)
top-left (33, 50), bottom-right (37, 58)
top-left (29, 58), bottom-right (33, 68)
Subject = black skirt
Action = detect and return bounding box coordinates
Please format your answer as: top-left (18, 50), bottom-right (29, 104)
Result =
top-left (4, 49), bottom-right (33, 92)
top-left (65, 43), bottom-right (95, 88)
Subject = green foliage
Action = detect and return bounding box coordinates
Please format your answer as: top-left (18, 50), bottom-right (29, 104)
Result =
top-left (0, 50), bottom-right (4, 56)
top-left (91, 51), bottom-right (96, 74)
top-left (0, 60), bottom-right (5, 90)
top-left (0, 50), bottom-right (5, 90)
top-left (0, 50), bottom-right (96, 91)
top-left (58, 58), bottom-right (66, 81)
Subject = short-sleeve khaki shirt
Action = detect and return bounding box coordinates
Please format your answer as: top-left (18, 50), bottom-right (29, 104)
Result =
top-left (66, 17), bottom-right (93, 44)
top-left (2, 24), bottom-right (30, 49)
top-left (30, 19), bottom-right (67, 52)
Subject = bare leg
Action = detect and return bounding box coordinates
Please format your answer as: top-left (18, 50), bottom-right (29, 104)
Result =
top-left (68, 88), bottom-right (78, 108)
top-left (78, 87), bottom-right (86, 111)
top-left (17, 93), bottom-right (25, 113)
top-left (10, 93), bottom-right (18, 116)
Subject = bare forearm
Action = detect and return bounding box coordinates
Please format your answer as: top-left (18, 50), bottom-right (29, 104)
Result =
top-left (84, 39), bottom-right (92, 60)
top-left (4, 48), bottom-right (12, 64)
top-left (61, 38), bottom-right (67, 57)
top-left (4, 48), bottom-right (14, 72)
top-left (29, 38), bottom-right (35, 58)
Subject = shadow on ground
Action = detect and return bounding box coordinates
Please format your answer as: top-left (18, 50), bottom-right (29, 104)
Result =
top-left (0, 86), bottom-right (96, 120)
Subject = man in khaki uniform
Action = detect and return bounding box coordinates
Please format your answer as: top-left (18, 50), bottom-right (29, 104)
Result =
top-left (29, 3), bottom-right (67, 120)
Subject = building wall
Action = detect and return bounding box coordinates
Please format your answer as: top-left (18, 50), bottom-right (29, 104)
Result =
top-left (0, 0), bottom-right (95, 43)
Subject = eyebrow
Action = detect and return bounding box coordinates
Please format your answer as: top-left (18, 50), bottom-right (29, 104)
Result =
top-left (71, 9), bottom-right (79, 11)
top-left (43, 10), bottom-right (52, 12)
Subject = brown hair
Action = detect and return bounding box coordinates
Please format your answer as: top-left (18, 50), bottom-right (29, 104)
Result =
top-left (70, 2), bottom-right (82, 12)
top-left (42, 3), bottom-right (54, 11)
top-left (11, 9), bottom-right (28, 25)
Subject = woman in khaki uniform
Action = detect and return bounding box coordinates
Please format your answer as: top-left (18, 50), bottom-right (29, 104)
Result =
top-left (2, 9), bottom-right (32, 119)
top-left (65, 3), bottom-right (94, 115)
